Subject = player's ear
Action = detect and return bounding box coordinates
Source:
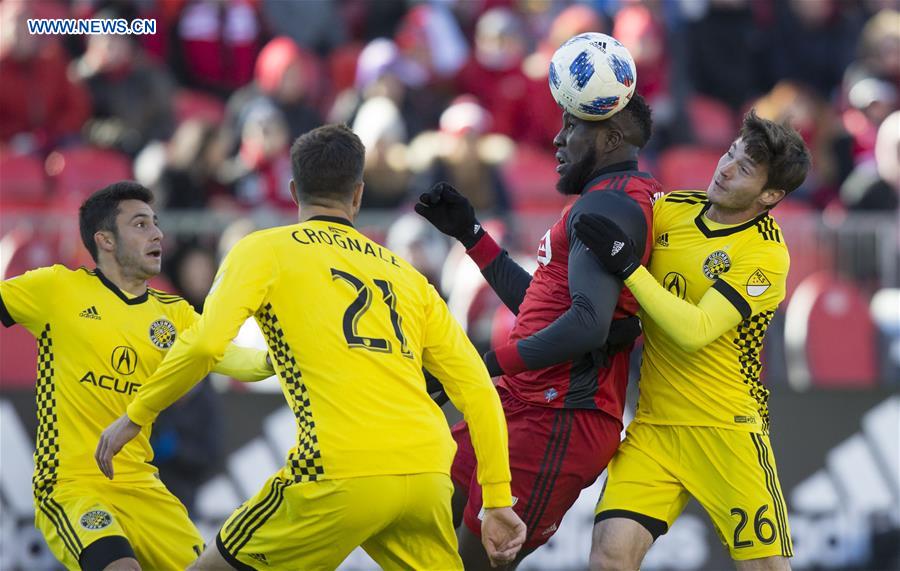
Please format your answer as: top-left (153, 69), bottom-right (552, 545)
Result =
top-left (94, 230), bottom-right (115, 254)
top-left (598, 122), bottom-right (623, 152)
top-left (289, 180), bottom-right (299, 207)
top-left (352, 181), bottom-right (365, 214)
top-left (759, 188), bottom-right (785, 208)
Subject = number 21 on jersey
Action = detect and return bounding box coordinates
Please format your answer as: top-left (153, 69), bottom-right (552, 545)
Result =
top-left (331, 268), bottom-right (413, 359)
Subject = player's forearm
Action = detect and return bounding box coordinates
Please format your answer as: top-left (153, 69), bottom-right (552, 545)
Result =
top-left (127, 324), bottom-right (229, 425)
top-left (625, 267), bottom-right (741, 352)
top-left (214, 344), bottom-right (273, 381)
top-left (444, 378), bottom-right (513, 508)
top-left (423, 336), bottom-right (513, 506)
top-left (467, 233), bottom-right (531, 314)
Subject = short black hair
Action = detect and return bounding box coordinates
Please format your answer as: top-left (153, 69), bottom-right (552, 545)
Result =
top-left (740, 110), bottom-right (811, 198)
top-left (618, 93), bottom-right (653, 148)
top-left (79, 181), bottom-right (154, 262)
top-left (290, 124), bottom-right (365, 202)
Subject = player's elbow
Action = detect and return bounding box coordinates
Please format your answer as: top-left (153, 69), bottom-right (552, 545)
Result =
top-left (191, 336), bottom-right (225, 362)
top-left (674, 335), bottom-right (711, 353)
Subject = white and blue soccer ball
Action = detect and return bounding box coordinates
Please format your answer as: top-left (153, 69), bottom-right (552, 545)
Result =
top-left (549, 33), bottom-right (637, 121)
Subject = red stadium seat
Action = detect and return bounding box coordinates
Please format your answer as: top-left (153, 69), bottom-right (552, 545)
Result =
top-left (784, 272), bottom-right (878, 388)
top-left (48, 147), bottom-right (133, 209)
top-left (0, 323), bottom-right (37, 388)
top-left (657, 146), bottom-right (722, 192)
top-left (328, 42), bottom-right (363, 95)
top-left (1, 228), bottom-right (70, 280)
top-left (174, 89), bottom-right (226, 124)
top-left (0, 152), bottom-right (48, 208)
top-left (501, 144), bottom-right (568, 213)
top-left (686, 94), bottom-right (737, 148)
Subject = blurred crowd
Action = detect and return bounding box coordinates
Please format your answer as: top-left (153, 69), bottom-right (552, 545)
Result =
top-left (1, 0), bottom-right (898, 382)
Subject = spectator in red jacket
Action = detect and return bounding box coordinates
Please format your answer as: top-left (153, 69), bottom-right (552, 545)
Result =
top-left (456, 7), bottom-right (530, 141)
top-left (0, 1), bottom-right (90, 152)
top-left (171, 0), bottom-right (263, 97)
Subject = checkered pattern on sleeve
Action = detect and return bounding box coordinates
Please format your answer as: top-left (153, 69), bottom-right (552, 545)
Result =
top-left (257, 304), bottom-right (325, 482)
top-left (732, 310), bottom-right (775, 433)
top-left (32, 325), bottom-right (59, 500)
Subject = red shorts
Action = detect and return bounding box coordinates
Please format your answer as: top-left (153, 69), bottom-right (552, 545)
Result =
top-left (451, 386), bottom-right (622, 549)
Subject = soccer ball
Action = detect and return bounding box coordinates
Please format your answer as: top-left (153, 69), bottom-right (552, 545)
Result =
top-left (548, 33), bottom-right (637, 121)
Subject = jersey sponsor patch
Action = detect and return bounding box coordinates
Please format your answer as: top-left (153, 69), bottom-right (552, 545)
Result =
top-left (149, 318), bottom-right (177, 349)
top-left (702, 250), bottom-right (731, 279)
top-left (746, 269), bottom-right (771, 297)
top-left (663, 272), bottom-right (687, 299)
top-left (80, 509), bottom-right (112, 530)
top-left (536, 230), bottom-right (552, 266)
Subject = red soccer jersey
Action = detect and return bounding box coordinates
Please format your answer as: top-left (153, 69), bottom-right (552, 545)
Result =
top-left (497, 171), bottom-right (658, 421)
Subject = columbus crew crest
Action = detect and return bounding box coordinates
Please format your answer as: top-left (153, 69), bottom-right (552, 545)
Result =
top-left (80, 510), bottom-right (112, 530)
top-left (702, 250), bottom-right (731, 279)
top-left (149, 319), bottom-right (177, 349)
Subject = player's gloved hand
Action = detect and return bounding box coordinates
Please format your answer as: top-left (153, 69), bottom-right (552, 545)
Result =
top-left (481, 506), bottom-right (527, 568)
top-left (574, 214), bottom-right (640, 279)
top-left (606, 315), bottom-right (642, 355)
top-left (414, 182), bottom-right (485, 249)
top-left (424, 369), bottom-right (450, 407)
top-left (591, 315), bottom-right (642, 368)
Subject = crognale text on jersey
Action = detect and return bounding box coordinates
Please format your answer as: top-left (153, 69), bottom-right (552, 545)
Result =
top-left (292, 228), bottom-right (401, 268)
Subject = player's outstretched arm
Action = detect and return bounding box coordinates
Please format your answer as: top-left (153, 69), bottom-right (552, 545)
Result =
top-left (575, 214), bottom-right (747, 352)
top-left (482, 507), bottom-right (527, 567)
top-left (214, 344), bottom-right (274, 381)
top-left (415, 182), bottom-right (532, 314)
top-left (421, 285), bottom-right (516, 509)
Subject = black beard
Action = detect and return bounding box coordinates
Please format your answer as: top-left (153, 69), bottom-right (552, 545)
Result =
top-left (555, 147), bottom-right (598, 196)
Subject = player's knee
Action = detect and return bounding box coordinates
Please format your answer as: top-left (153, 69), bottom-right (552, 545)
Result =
top-left (589, 542), bottom-right (638, 571)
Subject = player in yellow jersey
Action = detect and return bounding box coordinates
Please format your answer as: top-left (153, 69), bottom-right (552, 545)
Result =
top-left (0, 182), bottom-right (274, 570)
top-left (573, 111), bottom-right (811, 570)
top-left (95, 124), bottom-right (527, 570)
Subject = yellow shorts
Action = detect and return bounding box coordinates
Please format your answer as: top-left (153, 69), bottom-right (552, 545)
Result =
top-left (34, 477), bottom-right (204, 570)
top-left (216, 472), bottom-right (462, 571)
top-left (596, 421), bottom-right (793, 561)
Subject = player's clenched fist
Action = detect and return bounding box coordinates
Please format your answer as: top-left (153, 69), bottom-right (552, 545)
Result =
top-left (414, 182), bottom-right (485, 248)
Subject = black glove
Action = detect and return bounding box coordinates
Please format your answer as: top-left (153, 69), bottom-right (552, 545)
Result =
top-left (424, 369), bottom-right (450, 407)
top-left (605, 315), bottom-right (642, 355)
top-left (414, 182), bottom-right (484, 249)
top-left (573, 214), bottom-right (640, 279)
top-left (482, 349), bottom-right (503, 377)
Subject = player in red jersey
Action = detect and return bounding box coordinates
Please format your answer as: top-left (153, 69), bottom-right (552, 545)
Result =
top-left (416, 93), bottom-right (660, 569)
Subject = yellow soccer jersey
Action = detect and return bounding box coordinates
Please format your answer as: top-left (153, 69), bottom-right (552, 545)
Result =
top-left (0, 266), bottom-right (201, 497)
top-left (129, 216), bottom-right (512, 506)
top-left (634, 191), bottom-right (789, 433)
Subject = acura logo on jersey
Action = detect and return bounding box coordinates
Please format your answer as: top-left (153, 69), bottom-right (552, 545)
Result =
top-left (111, 346), bottom-right (138, 375)
top-left (80, 371), bottom-right (141, 395)
top-left (149, 319), bottom-right (177, 349)
top-left (702, 250), bottom-right (731, 279)
top-left (663, 272), bottom-right (687, 299)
